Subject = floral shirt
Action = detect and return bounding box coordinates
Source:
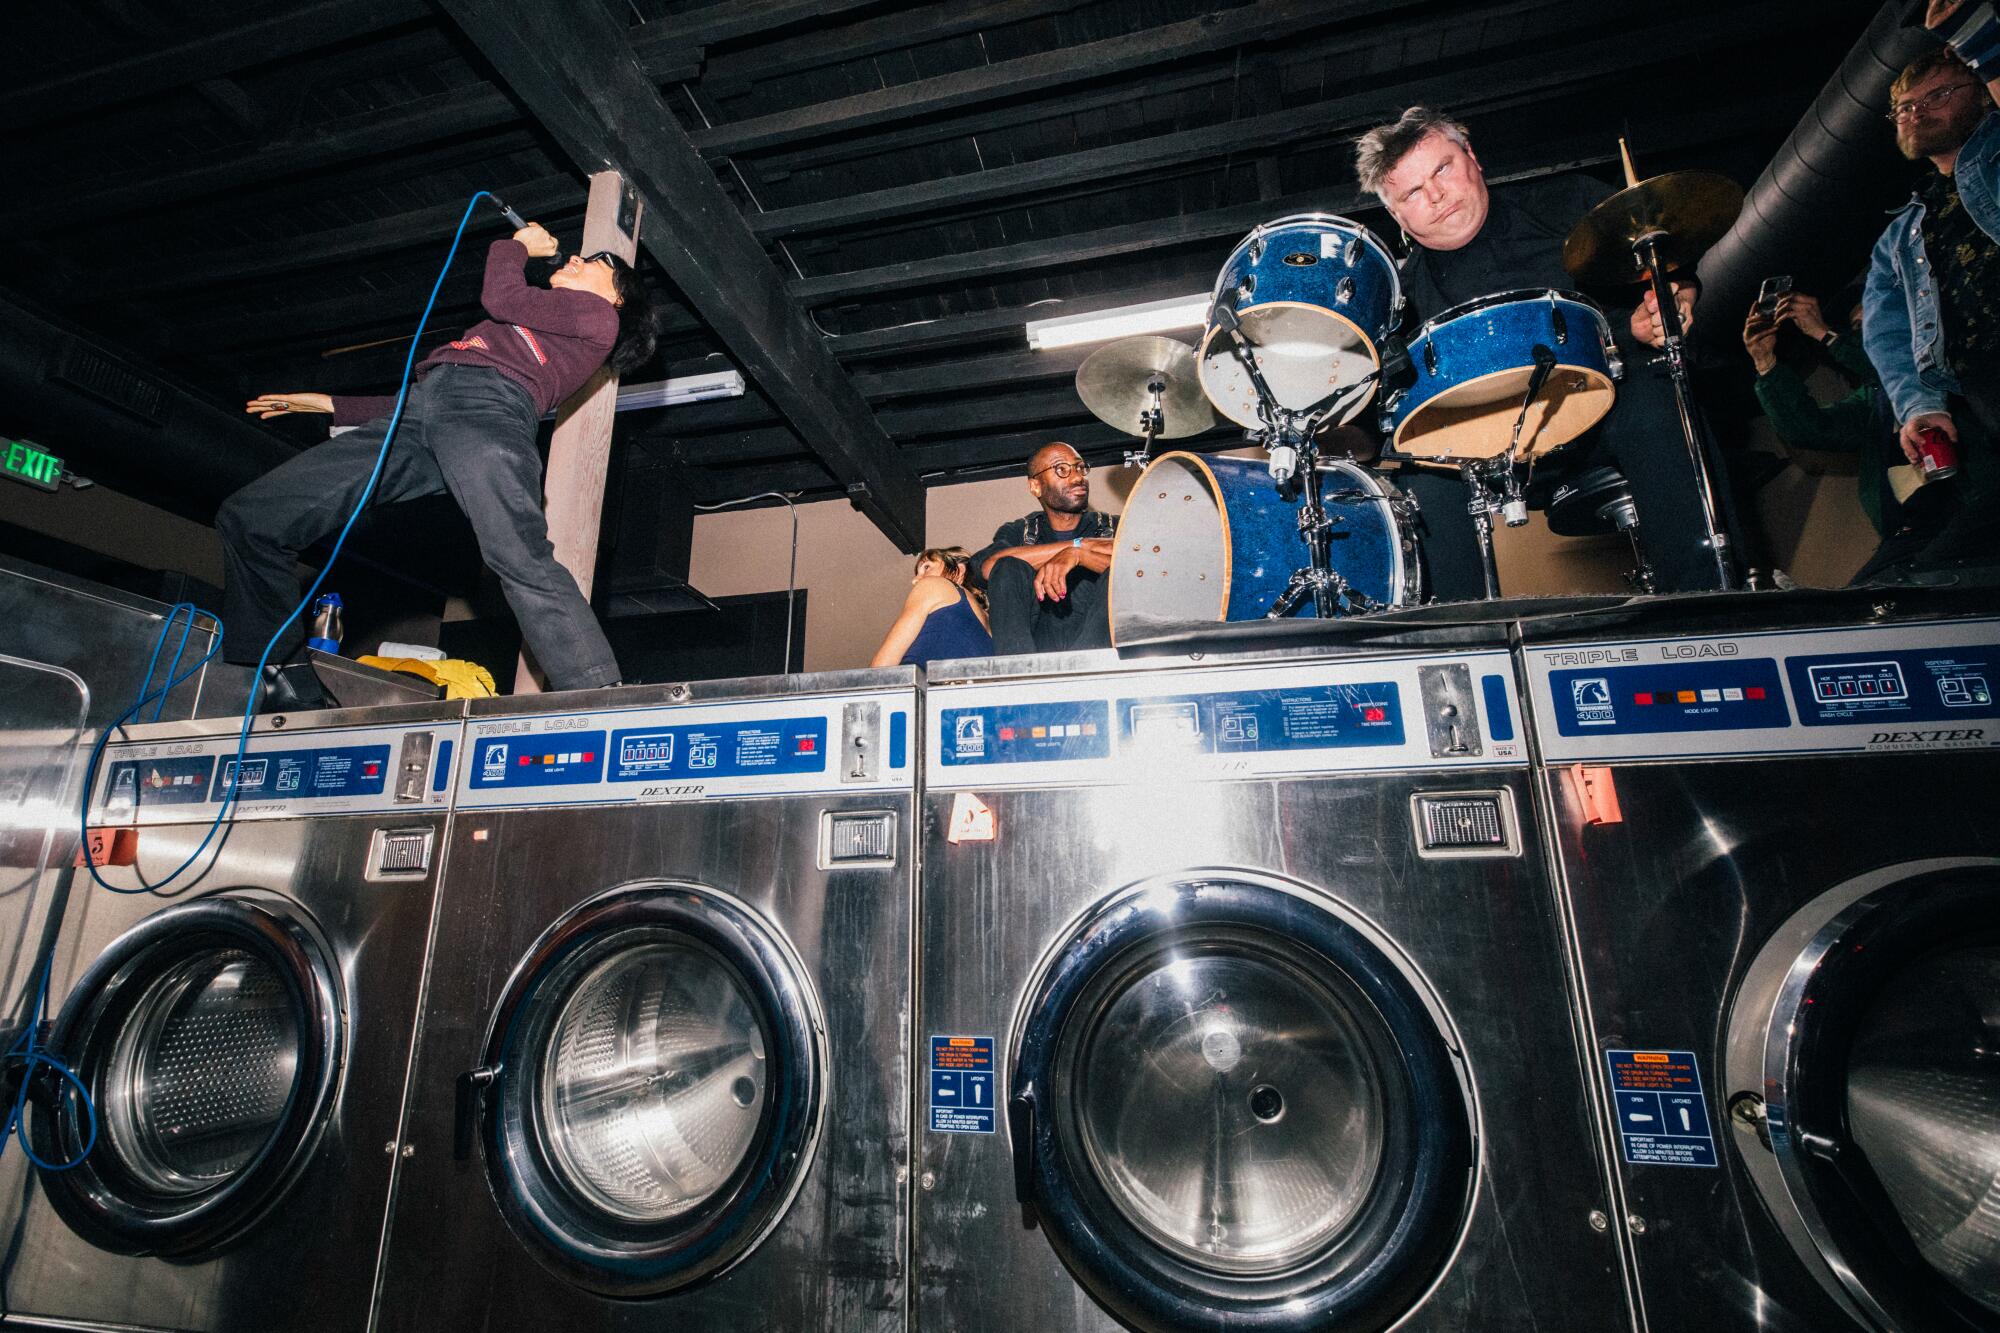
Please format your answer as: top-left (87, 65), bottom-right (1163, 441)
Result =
top-left (1919, 170), bottom-right (2000, 381)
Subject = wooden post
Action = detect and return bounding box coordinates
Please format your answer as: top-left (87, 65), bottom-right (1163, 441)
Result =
top-left (514, 169), bottom-right (640, 694)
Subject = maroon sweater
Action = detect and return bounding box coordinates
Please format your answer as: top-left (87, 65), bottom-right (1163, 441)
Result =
top-left (330, 239), bottom-right (620, 427)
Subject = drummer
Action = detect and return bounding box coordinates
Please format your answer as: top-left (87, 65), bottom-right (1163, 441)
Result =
top-left (1353, 106), bottom-right (1736, 596)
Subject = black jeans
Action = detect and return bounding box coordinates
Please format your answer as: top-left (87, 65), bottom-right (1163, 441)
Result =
top-left (217, 364), bottom-right (620, 690)
top-left (986, 557), bottom-right (1110, 654)
top-left (1395, 360), bottom-right (1738, 600)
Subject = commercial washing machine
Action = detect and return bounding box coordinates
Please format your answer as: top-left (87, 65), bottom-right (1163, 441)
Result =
top-left (0, 701), bottom-right (463, 1332)
top-left (371, 671), bottom-right (916, 1331)
top-left (1522, 606), bottom-right (2000, 1331)
top-left (915, 643), bottom-right (1633, 1332)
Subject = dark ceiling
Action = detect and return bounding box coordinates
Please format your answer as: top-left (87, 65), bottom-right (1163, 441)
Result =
top-left (6, 0), bottom-right (1896, 553)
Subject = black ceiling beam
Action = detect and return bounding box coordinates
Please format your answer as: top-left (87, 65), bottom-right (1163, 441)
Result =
top-left (787, 92), bottom-right (1798, 307)
top-left (3, 42), bottom-right (704, 237)
top-left (434, 0), bottom-right (923, 550)
top-left (853, 346), bottom-right (1092, 400)
top-left (2, 0), bottom-right (431, 130)
top-left (693, 0), bottom-right (1425, 158)
top-left (699, 0), bottom-right (1096, 97)
top-left (74, 174), bottom-right (587, 302)
top-left (746, 7), bottom-right (1787, 240)
top-left (632, 0), bottom-right (888, 52)
top-left (649, 385), bottom-right (1094, 461)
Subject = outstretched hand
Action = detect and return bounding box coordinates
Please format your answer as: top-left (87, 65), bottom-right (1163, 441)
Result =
top-left (245, 393), bottom-right (334, 419)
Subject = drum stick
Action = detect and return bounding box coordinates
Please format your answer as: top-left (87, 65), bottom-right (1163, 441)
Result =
top-left (1618, 138), bottom-right (1640, 189)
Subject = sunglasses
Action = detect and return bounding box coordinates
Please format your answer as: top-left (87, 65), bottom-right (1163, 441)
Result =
top-left (577, 250), bottom-right (625, 270)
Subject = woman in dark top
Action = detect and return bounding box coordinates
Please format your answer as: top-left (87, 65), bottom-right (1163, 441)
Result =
top-left (220, 221), bottom-right (659, 704)
top-left (871, 547), bottom-right (994, 668)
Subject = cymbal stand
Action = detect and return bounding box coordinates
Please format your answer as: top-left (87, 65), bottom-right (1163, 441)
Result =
top-left (1214, 317), bottom-right (1385, 618)
top-left (1633, 229), bottom-right (1734, 589)
top-left (1122, 380), bottom-right (1165, 470)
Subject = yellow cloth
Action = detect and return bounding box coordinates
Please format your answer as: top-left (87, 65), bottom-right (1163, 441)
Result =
top-left (356, 655), bottom-right (498, 699)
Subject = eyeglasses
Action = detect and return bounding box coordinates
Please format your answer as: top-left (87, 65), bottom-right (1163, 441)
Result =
top-left (1887, 82), bottom-right (1978, 123)
top-left (1033, 460), bottom-right (1089, 481)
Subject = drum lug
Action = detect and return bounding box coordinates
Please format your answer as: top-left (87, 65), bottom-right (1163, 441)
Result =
top-left (1606, 343), bottom-right (1626, 382)
top-left (1344, 235), bottom-right (1364, 267)
top-left (1423, 339), bottom-right (1440, 378)
top-left (1238, 274), bottom-right (1256, 301)
top-left (1550, 298), bottom-right (1569, 345)
top-left (1392, 494), bottom-right (1422, 520)
top-left (1248, 237), bottom-right (1264, 265)
top-left (1336, 276), bottom-right (1356, 306)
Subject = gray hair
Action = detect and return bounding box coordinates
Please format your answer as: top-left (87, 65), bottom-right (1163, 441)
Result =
top-left (1354, 106), bottom-right (1473, 197)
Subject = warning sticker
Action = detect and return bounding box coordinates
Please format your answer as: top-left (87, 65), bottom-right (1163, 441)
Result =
top-left (929, 1035), bottom-right (996, 1134)
top-left (1604, 1048), bottom-right (1717, 1168)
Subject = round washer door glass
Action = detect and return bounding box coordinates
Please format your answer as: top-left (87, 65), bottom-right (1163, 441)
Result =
top-left (538, 937), bottom-right (769, 1223)
top-left (1013, 877), bottom-right (1474, 1333)
top-left (32, 897), bottom-right (342, 1258)
top-left (101, 947), bottom-right (303, 1195)
top-left (1073, 942), bottom-right (1386, 1274)
top-left (479, 884), bottom-right (824, 1298)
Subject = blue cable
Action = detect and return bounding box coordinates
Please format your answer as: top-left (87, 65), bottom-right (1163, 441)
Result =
top-left (26, 191), bottom-right (506, 1171)
top-left (77, 190), bottom-right (500, 897)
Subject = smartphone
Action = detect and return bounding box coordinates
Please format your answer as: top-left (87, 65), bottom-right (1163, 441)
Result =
top-left (1756, 275), bottom-right (1794, 318)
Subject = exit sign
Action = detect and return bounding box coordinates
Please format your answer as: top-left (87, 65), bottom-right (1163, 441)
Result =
top-left (2, 440), bottom-right (63, 492)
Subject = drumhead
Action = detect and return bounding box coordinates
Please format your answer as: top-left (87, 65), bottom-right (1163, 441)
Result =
top-left (1213, 215), bottom-right (1402, 299)
top-left (1411, 288), bottom-right (1610, 341)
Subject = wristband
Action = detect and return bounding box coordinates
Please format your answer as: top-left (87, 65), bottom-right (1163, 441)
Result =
top-left (1944, 2), bottom-right (2000, 72)
top-left (1071, 536), bottom-right (1084, 548)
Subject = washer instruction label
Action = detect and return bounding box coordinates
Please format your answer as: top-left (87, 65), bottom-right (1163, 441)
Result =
top-left (929, 1035), bottom-right (996, 1133)
top-left (1605, 1049), bottom-right (1717, 1168)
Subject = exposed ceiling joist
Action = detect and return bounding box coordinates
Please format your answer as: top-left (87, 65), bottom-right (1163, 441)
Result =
top-left (693, 0), bottom-right (1424, 158)
top-left (747, 8), bottom-right (1789, 240)
top-left (635, 0), bottom-right (889, 52)
top-left (2, 0), bottom-right (430, 130)
top-left (699, 0), bottom-right (1097, 96)
top-left (433, 0), bottom-right (924, 550)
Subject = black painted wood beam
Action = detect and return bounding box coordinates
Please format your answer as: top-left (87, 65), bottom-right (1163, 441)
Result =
top-left (746, 7), bottom-right (1791, 239)
top-left (433, 0), bottom-right (923, 549)
top-left (694, 0), bottom-right (1425, 158)
top-left (3, 0), bottom-right (431, 130)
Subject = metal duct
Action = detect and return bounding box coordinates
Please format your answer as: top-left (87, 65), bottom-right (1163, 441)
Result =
top-left (0, 291), bottom-right (298, 519)
top-left (1695, 1), bottom-right (1940, 345)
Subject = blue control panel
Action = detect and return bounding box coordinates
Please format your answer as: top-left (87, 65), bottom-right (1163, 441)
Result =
top-left (1529, 621), bottom-right (2000, 760)
top-left (469, 732), bottom-right (607, 789)
top-left (937, 701), bottom-right (1110, 767)
top-left (1118, 683), bottom-right (1404, 753)
top-left (102, 755), bottom-right (216, 810)
top-left (1547, 661), bottom-right (1790, 736)
top-left (1788, 646), bottom-right (1996, 726)
top-left (927, 652), bottom-right (1524, 786)
top-left (609, 718), bottom-right (827, 781)
top-left (214, 744), bottom-right (391, 803)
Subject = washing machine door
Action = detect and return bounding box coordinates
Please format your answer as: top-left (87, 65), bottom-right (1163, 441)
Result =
top-left (465, 882), bottom-right (825, 1298)
top-left (30, 893), bottom-right (343, 1258)
top-left (1009, 874), bottom-right (1475, 1333)
top-left (1730, 863), bottom-right (2000, 1331)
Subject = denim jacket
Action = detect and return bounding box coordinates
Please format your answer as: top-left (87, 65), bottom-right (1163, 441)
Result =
top-left (1863, 108), bottom-right (2000, 425)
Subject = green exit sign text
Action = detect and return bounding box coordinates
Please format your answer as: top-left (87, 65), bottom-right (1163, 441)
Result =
top-left (2, 440), bottom-right (63, 492)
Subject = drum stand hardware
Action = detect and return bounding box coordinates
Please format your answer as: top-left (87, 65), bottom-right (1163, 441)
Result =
top-left (1123, 388), bottom-right (1164, 471)
top-left (1632, 228), bottom-right (1733, 590)
top-left (1211, 304), bottom-right (1387, 619)
top-left (1457, 347), bottom-right (1563, 600)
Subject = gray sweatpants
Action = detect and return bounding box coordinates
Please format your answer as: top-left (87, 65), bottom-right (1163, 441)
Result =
top-left (217, 363), bottom-right (619, 690)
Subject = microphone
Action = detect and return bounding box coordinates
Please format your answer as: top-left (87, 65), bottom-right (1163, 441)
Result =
top-left (491, 197), bottom-right (529, 230)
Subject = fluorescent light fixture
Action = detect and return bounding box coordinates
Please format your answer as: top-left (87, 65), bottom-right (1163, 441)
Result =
top-left (614, 369), bottom-right (746, 411)
top-left (1024, 294), bottom-right (1210, 350)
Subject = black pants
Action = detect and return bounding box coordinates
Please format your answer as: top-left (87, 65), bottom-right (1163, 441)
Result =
top-left (1396, 361), bottom-right (1738, 600)
top-left (1853, 375), bottom-right (2000, 584)
top-left (216, 364), bottom-right (620, 690)
top-left (987, 557), bottom-right (1110, 654)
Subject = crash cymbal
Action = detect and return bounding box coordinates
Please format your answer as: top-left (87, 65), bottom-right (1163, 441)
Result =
top-left (1562, 171), bottom-right (1744, 286)
top-left (1075, 335), bottom-right (1215, 439)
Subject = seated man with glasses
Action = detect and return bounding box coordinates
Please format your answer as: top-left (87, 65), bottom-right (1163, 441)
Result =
top-left (222, 223), bottom-right (660, 707)
top-left (1859, 6), bottom-right (2000, 579)
top-left (970, 442), bottom-right (1119, 655)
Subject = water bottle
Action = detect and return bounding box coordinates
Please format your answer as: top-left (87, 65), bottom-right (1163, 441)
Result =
top-left (307, 592), bottom-right (344, 654)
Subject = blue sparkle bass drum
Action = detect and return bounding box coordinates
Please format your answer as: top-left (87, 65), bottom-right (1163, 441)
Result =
top-left (1108, 452), bottom-right (1419, 644)
top-left (1197, 215), bottom-right (1403, 430)
top-left (1381, 289), bottom-right (1621, 463)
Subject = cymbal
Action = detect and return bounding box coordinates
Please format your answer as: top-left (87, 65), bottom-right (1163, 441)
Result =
top-left (1562, 171), bottom-right (1744, 286)
top-left (1075, 335), bottom-right (1214, 439)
